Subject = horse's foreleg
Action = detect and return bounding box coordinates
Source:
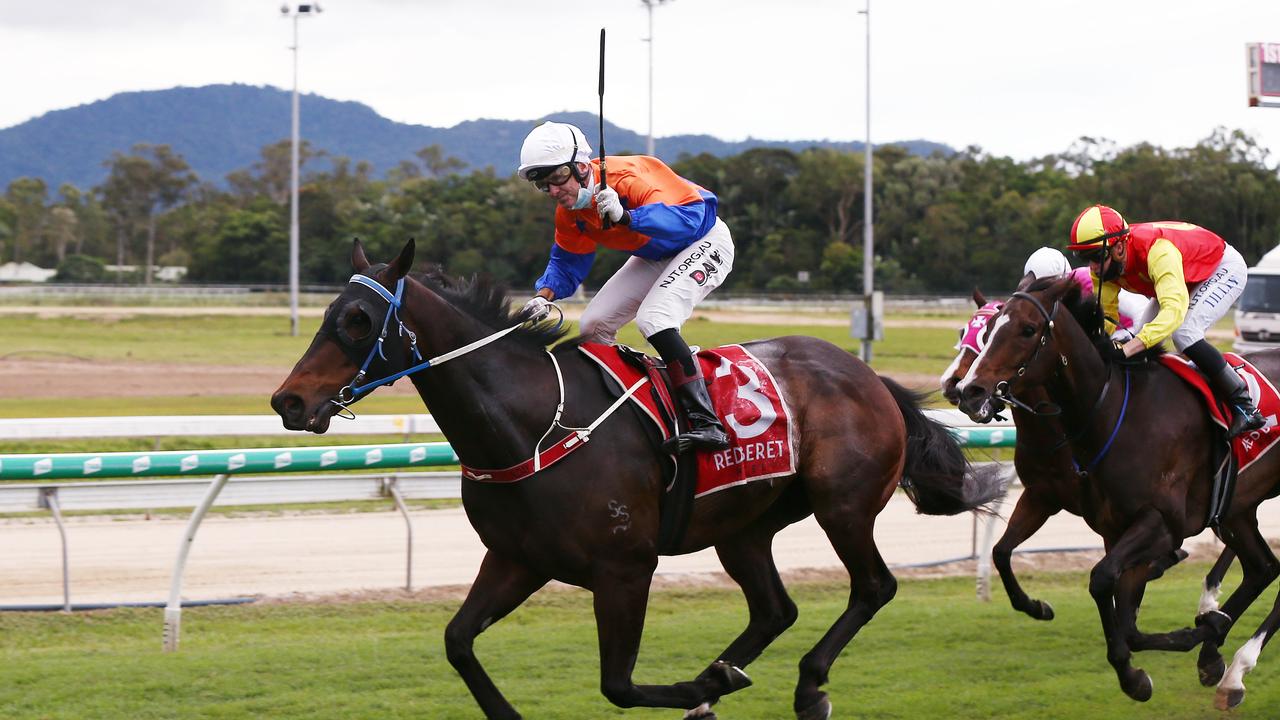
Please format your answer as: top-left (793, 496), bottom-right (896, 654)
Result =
top-left (592, 569), bottom-right (726, 712)
top-left (444, 551), bottom-right (548, 720)
top-left (1199, 514), bottom-right (1280, 688)
top-left (993, 489), bottom-right (1058, 621)
top-left (1088, 508), bottom-right (1171, 702)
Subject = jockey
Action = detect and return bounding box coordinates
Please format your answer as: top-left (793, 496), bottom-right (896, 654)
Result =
top-left (516, 121), bottom-right (735, 453)
top-left (1023, 247), bottom-right (1155, 341)
top-left (1066, 205), bottom-right (1265, 438)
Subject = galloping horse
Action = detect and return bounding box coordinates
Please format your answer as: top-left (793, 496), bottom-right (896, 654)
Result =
top-left (272, 239), bottom-right (1006, 719)
top-left (940, 286), bottom-right (1231, 623)
top-left (955, 275), bottom-right (1280, 710)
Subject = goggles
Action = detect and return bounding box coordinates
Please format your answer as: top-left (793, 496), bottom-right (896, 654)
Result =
top-left (1072, 245), bottom-right (1109, 264)
top-left (527, 163), bottom-right (575, 192)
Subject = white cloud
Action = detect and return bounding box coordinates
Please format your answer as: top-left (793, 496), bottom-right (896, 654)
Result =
top-left (2, 0), bottom-right (1279, 160)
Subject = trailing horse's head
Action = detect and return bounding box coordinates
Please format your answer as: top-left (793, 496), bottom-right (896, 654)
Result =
top-left (271, 239), bottom-right (416, 433)
top-left (940, 288), bottom-right (1002, 406)
top-left (956, 275), bottom-right (1081, 423)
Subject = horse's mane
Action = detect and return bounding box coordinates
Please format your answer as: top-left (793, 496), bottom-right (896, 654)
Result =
top-left (1035, 275), bottom-right (1165, 366)
top-left (412, 265), bottom-right (571, 349)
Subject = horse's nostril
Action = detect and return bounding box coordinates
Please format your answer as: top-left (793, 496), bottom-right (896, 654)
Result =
top-left (271, 392), bottom-right (304, 422)
top-left (961, 384), bottom-right (987, 401)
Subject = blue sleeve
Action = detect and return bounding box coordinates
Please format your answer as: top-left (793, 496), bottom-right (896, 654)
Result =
top-left (628, 201), bottom-right (709, 243)
top-left (535, 244), bottom-right (595, 299)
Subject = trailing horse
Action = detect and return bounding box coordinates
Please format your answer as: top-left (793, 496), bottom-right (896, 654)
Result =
top-left (271, 239), bottom-right (1005, 719)
top-left (940, 286), bottom-right (1231, 623)
top-left (956, 275), bottom-right (1280, 710)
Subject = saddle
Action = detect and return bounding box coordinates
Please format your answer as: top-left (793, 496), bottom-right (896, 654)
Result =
top-left (580, 342), bottom-right (797, 551)
top-left (1159, 353), bottom-right (1280, 526)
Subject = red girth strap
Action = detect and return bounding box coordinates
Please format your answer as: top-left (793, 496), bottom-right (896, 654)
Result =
top-left (460, 430), bottom-right (590, 483)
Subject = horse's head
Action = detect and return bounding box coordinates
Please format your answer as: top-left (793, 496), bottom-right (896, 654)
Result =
top-left (939, 288), bottom-right (1003, 406)
top-left (956, 275), bottom-right (1083, 423)
top-left (271, 239), bottom-right (417, 433)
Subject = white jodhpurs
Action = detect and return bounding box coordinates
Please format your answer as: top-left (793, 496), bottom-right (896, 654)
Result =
top-left (578, 219), bottom-right (734, 344)
top-left (1170, 244), bottom-right (1247, 352)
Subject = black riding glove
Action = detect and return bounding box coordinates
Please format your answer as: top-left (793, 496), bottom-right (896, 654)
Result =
top-left (1101, 339), bottom-right (1127, 364)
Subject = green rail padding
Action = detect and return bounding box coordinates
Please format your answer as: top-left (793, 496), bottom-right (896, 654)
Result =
top-left (0, 443), bottom-right (459, 481)
top-left (947, 426), bottom-right (1016, 448)
top-left (0, 428), bottom-right (1011, 481)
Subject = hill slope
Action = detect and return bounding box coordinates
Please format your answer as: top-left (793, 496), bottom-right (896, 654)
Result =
top-left (0, 84), bottom-right (952, 190)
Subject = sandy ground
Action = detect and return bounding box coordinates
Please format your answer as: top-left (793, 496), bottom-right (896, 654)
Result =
top-left (0, 484), bottom-right (1267, 607)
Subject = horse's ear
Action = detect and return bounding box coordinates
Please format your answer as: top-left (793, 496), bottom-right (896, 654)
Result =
top-left (1015, 271), bottom-right (1036, 292)
top-left (387, 238), bottom-right (416, 281)
top-left (351, 238), bottom-right (370, 273)
top-left (972, 287), bottom-right (987, 307)
top-left (1055, 274), bottom-right (1082, 304)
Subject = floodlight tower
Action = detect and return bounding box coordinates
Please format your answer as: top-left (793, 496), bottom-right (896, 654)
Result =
top-left (640, 0), bottom-right (671, 156)
top-left (280, 2), bottom-right (322, 336)
top-left (858, 0), bottom-right (874, 362)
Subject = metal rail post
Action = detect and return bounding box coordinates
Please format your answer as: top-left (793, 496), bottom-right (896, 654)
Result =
top-left (163, 473), bottom-right (230, 652)
top-left (39, 488), bottom-right (71, 612)
top-left (384, 477), bottom-right (414, 591)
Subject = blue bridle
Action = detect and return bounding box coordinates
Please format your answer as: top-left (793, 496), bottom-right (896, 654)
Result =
top-left (337, 274), bottom-right (426, 404)
top-left (331, 273), bottom-right (559, 410)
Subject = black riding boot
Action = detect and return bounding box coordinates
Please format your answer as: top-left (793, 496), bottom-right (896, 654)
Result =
top-left (648, 328), bottom-right (730, 454)
top-left (1210, 365), bottom-right (1267, 439)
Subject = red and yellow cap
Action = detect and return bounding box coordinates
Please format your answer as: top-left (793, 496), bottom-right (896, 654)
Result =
top-left (1067, 205), bottom-right (1129, 251)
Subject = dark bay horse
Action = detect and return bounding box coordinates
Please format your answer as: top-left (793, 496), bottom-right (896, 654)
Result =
top-left (940, 286), bottom-right (1232, 623)
top-left (272, 239), bottom-right (1006, 720)
top-left (955, 275), bottom-right (1280, 710)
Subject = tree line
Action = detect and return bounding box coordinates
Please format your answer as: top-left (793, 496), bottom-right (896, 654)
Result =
top-left (1, 128), bottom-right (1278, 293)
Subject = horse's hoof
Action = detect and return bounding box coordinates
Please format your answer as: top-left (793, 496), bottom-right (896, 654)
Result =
top-left (705, 660), bottom-right (753, 695)
top-left (683, 702), bottom-right (716, 719)
top-left (1215, 687), bottom-right (1245, 710)
top-left (1198, 655), bottom-right (1226, 686)
top-left (1121, 669), bottom-right (1153, 702)
top-left (1033, 599), bottom-right (1055, 621)
top-left (796, 694), bottom-right (832, 720)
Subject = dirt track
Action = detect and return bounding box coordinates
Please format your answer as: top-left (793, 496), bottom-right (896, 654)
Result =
top-left (1, 485), bottom-right (1264, 607)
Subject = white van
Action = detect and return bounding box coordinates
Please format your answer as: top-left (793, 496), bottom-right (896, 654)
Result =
top-left (1234, 245), bottom-right (1280, 353)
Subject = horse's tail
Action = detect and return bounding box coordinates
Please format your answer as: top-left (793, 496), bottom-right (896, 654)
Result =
top-left (880, 375), bottom-right (1007, 516)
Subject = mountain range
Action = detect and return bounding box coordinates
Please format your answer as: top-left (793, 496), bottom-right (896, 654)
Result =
top-left (0, 84), bottom-right (953, 191)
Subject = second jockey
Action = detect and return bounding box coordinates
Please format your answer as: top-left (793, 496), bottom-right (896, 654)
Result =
top-left (1066, 204), bottom-right (1265, 438)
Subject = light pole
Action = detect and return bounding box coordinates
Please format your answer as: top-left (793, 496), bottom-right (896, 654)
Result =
top-left (640, 0), bottom-right (671, 156)
top-left (280, 2), bottom-right (321, 337)
top-left (858, 0), bottom-right (874, 363)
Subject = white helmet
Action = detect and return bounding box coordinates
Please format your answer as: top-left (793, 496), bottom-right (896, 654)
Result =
top-left (1023, 247), bottom-right (1072, 279)
top-left (517, 121), bottom-right (592, 180)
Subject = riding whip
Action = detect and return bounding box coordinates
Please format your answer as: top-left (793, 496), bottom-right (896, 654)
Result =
top-left (598, 27), bottom-right (612, 229)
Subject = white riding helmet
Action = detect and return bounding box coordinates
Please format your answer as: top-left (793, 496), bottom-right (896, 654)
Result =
top-left (517, 121), bottom-right (593, 180)
top-left (1023, 247), bottom-right (1072, 279)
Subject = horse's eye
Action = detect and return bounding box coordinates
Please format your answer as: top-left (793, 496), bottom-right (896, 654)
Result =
top-left (1020, 324), bottom-right (1037, 337)
top-left (339, 306), bottom-right (374, 343)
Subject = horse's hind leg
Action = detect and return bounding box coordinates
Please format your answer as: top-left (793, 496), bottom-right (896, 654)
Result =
top-left (1199, 514), bottom-right (1280, 688)
top-left (1216, 585), bottom-right (1280, 709)
top-left (684, 522), bottom-right (800, 708)
top-left (591, 566), bottom-right (728, 712)
top-left (444, 551), bottom-right (548, 720)
top-left (993, 489), bottom-right (1059, 621)
top-left (1195, 548), bottom-right (1236, 685)
top-left (794, 508), bottom-right (897, 720)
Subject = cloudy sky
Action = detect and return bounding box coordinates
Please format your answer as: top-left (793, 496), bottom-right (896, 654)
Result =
top-left (3, 0), bottom-right (1279, 161)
